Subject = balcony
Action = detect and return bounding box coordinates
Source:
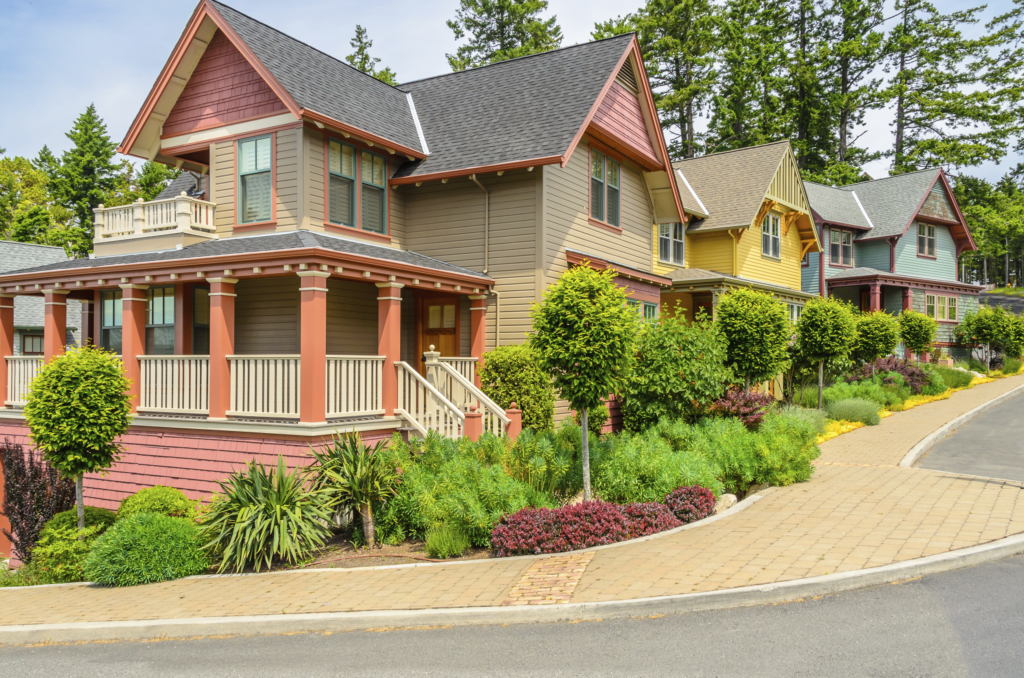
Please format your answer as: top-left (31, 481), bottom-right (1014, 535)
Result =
top-left (92, 194), bottom-right (218, 257)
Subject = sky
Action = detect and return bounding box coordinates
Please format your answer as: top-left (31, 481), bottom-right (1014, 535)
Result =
top-left (0, 0), bottom-right (1018, 183)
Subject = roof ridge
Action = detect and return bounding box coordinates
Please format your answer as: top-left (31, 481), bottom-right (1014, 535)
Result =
top-left (672, 139), bottom-right (791, 165)
top-left (835, 167), bottom-right (941, 190)
top-left (0, 240), bottom-right (69, 252)
top-left (397, 33), bottom-right (635, 89)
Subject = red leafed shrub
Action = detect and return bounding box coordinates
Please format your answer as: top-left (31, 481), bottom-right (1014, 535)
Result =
top-left (845, 357), bottom-right (929, 394)
top-left (491, 501), bottom-right (631, 557)
top-left (620, 502), bottom-right (682, 537)
top-left (707, 387), bottom-right (775, 428)
top-left (664, 485), bottom-right (716, 524)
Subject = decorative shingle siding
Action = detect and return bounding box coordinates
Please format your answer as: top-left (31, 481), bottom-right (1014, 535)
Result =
top-left (919, 184), bottom-right (956, 221)
top-left (590, 82), bottom-right (659, 166)
top-left (895, 223), bottom-right (957, 282)
top-left (883, 287), bottom-right (904, 316)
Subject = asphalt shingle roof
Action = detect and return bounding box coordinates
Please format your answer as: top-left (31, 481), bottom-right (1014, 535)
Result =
top-left (154, 172), bottom-right (205, 201)
top-left (0, 241), bottom-right (80, 330)
top-left (803, 181), bottom-right (871, 230)
top-left (666, 267), bottom-right (814, 297)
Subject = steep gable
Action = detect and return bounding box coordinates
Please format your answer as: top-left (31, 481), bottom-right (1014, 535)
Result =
top-left (919, 181), bottom-right (957, 222)
top-left (590, 81), bottom-right (659, 168)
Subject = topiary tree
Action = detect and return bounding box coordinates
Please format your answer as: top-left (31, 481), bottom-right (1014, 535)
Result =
top-left (478, 344), bottom-right (555, 432)
top-left (899, 309), bottom-right (938, 366)
top-left (796, 296), bottom-right (857, 409)
top-left (715, 288), bottom-right (790, 389)
top-left (24, 346), bottom-right (132, 532)
top-left (853, 311), bottom-right (901, 375)
top-left (529, 265), bottom-right (638, 501)
top-left (620, 305), bottom-right (733, 431)
top-left (955, 306), bottom-right (1018, 372)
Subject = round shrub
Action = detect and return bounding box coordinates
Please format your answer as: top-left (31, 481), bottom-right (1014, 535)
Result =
top-left (83, 513), bottom-right (210, 587)
top-left (41, 506), bottom-right (116, 539)
top-left (664, 485), bottom-right (716, 524)
top-left (620, 502), bottom-right (681, 537)
top-left (478, 344), bottom-right (555, 432)
top-left (117, 486), bottom-right (198, 521)
top-left (825, 398), bottom-right (881, 426)
top-left (31, 523), bottom-right (106, 584)
top-left (491, 501), bottom-right (630, 557)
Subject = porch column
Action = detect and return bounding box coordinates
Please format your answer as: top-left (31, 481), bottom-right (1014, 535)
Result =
top-left (120, 285), bottom-right (148, 413)
top-left (298, 271), bottom-right (329, 424)
top-left (377, 283), bottom-right (403, 417)
top-left (469, 295), bottom-right (487, 388)
top-left (0, 295), bottom-right (14, 406)
top-left (869, 283), bottom-right (881, 312)
top-left (80, 298), bottom-right (95, 348)
top-left (174, 283), bottom-right (193, 355)
top-left (207, 278), bottom-right (237, 420)
top-left (43, 288), bottom-right (70, 362)
top-left (902, 287), bottom-right (912, 312)
top-left (92, 290), bottom-right (102, 347)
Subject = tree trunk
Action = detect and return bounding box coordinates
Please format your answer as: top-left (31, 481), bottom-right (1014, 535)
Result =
top-left (76, 477), bottom-right (85, 536)
top-left (745, 374), bottom-right (750, 390)
top-left (986, 343), bottom-right (991, 374)
top-left (984, 257), bottom-right (988, 285)
top-left (581, 408), bottom-right (591, 502)
top-left (361, 502), bottom-right (376, 549)
top-left (817, 360), bottom-right (824, 410)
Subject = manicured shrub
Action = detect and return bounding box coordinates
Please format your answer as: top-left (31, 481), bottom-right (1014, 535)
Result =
top-left (594, 429), bottom-right (722, 504)
top-left (853, 311), bottom-right (901, 368)
top-left (899, 310), bottom-right (938, 361)
top-left (30, 524), bottom-right (106, 584)
top-left (490, 501), bottom-right (631, 557)
top-left (478, 344), bottom-right (555, 432)
top-left (845, 357), bottom-right (930, 394)
top-left (620, 502), bottom-right (682, 537)
top-left (825, 398), bottom-right (881, 426)
top-left (708, 387), bottom-right (775, 428)
top-left (425, 524), bottom-right (472, 559)
top-left (573, 402), bottom-right (608, 440)
top-left (716, 288), bottom-right (791, 388)
top-left (0, 440), bottom-right (75, 563)
top-left (117, 486), bottom-right (197, 521)
top-left (776, 404), bottom-right (827, 435)
top-left (931, 366), bottom-right (974, 390)
top-left (796, 296), bottom-right (858, 409)
top-left (664, 485), bottom-right (716, 523)
top-left (42, 506), bottom-right (116, 537)
top-left (84, 513), bottom-right (210, 587)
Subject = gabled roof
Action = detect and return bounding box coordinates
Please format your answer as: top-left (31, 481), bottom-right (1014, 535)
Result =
top-left (803, 181), bottom-right (872, 230)
top-left (155, 172), bottom-right (206, 200)
top-left (0, 241), bottom-right (71, 275)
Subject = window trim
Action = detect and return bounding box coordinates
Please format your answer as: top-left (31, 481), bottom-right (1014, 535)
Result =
top-left (917, 222), bottom-right (937, 259)
top-left (100, 289), bottom-right (123, 354)
top-left (761, 213), bottom-right (782, 260)
top-left (145, 286), bottom-right (176, 355)
top-left (325, 138), bottom-right (357, 228)
top-left (234, 133), bottom-right (277, 229)
top-left (359, 149), bottom-right (389, 237)
top-left (321, 135), bottom-right (392, 243)
top-left (829, 228), bottom-right (854, 268)
top-left (658, 222), bottom-right (685, 265)
top-left (588, 147), bottom-right (622, 231)
top-left (925, 293), bottom-right (959, 323)
top-left (801, 252), bottom-right (810, 268)
top-left (21, 333), bottom-right (43, 356)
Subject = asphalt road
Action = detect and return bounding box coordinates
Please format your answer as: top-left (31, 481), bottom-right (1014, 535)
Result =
top-left (916, 392), bottom-right (1024, 481)
top-left (981, 293), bottom-right (1024, 313)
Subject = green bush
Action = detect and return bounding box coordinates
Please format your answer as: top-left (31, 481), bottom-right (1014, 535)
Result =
top-left (503, 428), bottom-right (572, 501)
top-left (478, 344), bottom-right (555, 432)
top-left (796, 296), bottom-right (858, 408)
top-left (30, 524), bottom-right (106, 584)
top-left (825, 398), bottom-right (881, 426)
top-left (716, 287), bottom-right (791, 387)
top-left (931, 366), bottom-right (974, 390)
top-left (776, 404), bottom-right (827, 435)
top-left (900, 310), bottom-right (938, 359)
top-left (799, 374), bottom-right (909, 410)
top-left (919, 369), bottom-right (950, 396)
top-left (425, 524), bottom-right (471, 559)
top-left (117, 486), bottom-right (197, 521)
top-left (853, 311), bottom-right (901, 365)
top-left (83, 513), bottom-right (210, 587)
top-left (41, 506), bottom-right (117, 538)
top-left (1004, 357), bottom-right (1023, 374)
top-left (573, 402), bottom-right (608, 440)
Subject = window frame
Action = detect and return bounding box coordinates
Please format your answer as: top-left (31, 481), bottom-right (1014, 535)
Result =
top-left (359, 149), bottom-right (389, 236)
top-left (762, 213), bottom-right (781, 259)
top-left (658, 222), bottom-right (685, 265)
top-left (917, 223), bottom-right (937, 259)
top-left (100, 289), bottom-right (123, 354)
top-left (829, 228), bottom-right (854, 267)
top-left (21, 333), bottom-right (43, 356)
top-left (322, 136), bottom-right (391, 241)
top-left (925, 293), bottom-right (959, 323)
top-left (145, 286), bottom-right (176, 355)
top-left (589, 148), bottom-right (622, 230)
top-left (235, 133), bottom-right (276, 227)
top-left (326, 139), bottom-right (357, 228)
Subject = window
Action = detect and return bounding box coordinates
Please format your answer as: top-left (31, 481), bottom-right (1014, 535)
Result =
top-left (659, 223), bottom-right (684, 264)
top-left (802, 253), bottom-right (809, 267)
top-left (643, 302), bottom-right (659, 321)
top-left (627, 300), bottom-right (659, 322)
top-left (427, 303), bottom-right (457, 330)
top-left (361, 151), bottom-right (387, 234)
top-left (830, 229), bottom-right (853, 266)
top-left (100, 289), bottom-right (122, 354)
top-left (193, 286), bottom-right (210, 354)
top-left (762, 213), bottom-right (781, 258)
top-left (238, 135), bottom-right (272, 224)
top-left (788, 303), bottom-right (803, 324)
top-left (21, 334), bottom-right (43, 355)
top-left (327, 140), bottom-right (356, 227)
top-left (145, 287), bottom-right (175, 355)
top-left (590, 150), bottom-right (621, 227)
top-left (918, 223), bottom-right (936, 257)
top-left (926, 294), bottom-right (958, 322)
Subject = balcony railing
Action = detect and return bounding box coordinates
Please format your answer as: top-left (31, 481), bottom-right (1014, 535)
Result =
top-left (228, 355), bottom-right (301, 419)
top-left (4, 356), bottom-right (43, 408)
top-left (138, 356), bottom-right (210, 415)
top-left (93, 193), bottom-right (217, 242)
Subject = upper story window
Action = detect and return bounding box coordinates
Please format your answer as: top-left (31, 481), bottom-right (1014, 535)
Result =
top-left (659, 223), bottom-right (684, 264)
top-left (590, 150), bottom-right (620, 228)
top-left (328, 141), bottom-right (356, 227)
top-left (100, 289), bottom-right (123, 354)
top-left (238, 135), bottom-right (272, 224)
top-left (361, 151), bottom-right (387, 234)
top-left (145, 286), bottom-right (175, 355)
top-left (918, 223), bottom-right (936, 257)
top-left (762, 213), bottom-right (781, 258)
top-left (926, 294), bottom-right (957, 322)
top-left (830, 228), bottom-right (853, 267)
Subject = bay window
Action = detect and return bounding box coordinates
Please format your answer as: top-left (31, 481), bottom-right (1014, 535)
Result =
top-left (238, 135), bottom-right (272, 224)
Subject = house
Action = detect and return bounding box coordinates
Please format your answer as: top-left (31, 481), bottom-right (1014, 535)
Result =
top-left (802, 169), bottom-right (981, 358)
top-left (659, 141), bottom-right (821, 323)
top-left (0, 0), bottom-right (682, 507)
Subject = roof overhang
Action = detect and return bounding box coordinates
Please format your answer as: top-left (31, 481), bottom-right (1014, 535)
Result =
top-left (565, 249), bottom-right (672, 288)
top-left (667, 273), bottom-right (815, 301)
top-left (826, 270), bottom-right (983, 294)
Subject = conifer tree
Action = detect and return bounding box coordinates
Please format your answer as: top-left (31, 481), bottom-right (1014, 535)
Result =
top-left (783, 0), bottom-right (834, 172)
top-left (32, 145), bottom-right (61, 184)
top-left (345, 25), bottom-right (398, 85)
top-left (446, 0), bottom-right (563, 71)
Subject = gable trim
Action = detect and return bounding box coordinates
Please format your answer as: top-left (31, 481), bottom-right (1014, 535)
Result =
top-left (675, 169), bottom-right (708, 216)
top-left (406, 93), bottom-right (430, 156)
top-left (849, 191), bottom-right (875, 229)
top-left (754, 145), bottom-right (820, 252)
top-left (300, 109), bottom-right (427, 161)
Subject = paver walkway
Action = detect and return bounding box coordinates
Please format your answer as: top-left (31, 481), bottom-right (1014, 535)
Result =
top-left (2, 375), bottom-right (1022, 627)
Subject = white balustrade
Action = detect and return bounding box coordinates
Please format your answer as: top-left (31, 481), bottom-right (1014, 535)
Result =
top-left (228, 355), bottom-right (300, 419)
top-left (138, 356), bottom-right (209, 415)
top-left (326, 356), bottom-right (385, 417)
top-left (5, 356), bottom-right (43, 407)
top-left (439, 356), bottom-right (477, 385)
top-left (395, 361), bottom-right (464, 438)
top-left (93, 193), bottom-right (217, 242)
top-left (428, 359), bottom-right (509, 437)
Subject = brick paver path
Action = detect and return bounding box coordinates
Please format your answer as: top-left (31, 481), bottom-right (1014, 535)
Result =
top-left (2, 375), bottom-right (1022, 627)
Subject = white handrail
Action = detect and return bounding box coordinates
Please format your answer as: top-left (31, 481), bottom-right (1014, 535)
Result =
top-left (394, 361), bottom-right (464, 438)
top-left (228, 355), bottom-right (300, 418)
top-left (326, 356), bottom-right (385, 417)
top-left (432, 361), bottom-right (509, 436)
top-left (93, 193), bottom-right (217, 242)
top-left (439, 356), bottom-right (477, 385)
top-left (138, 356), bottom-right (209, 414)
top-left (4, 356), bottom-right (43, 408)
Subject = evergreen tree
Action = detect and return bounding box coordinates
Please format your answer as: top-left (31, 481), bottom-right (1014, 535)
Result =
top-left (446, 0), bottom-right (563, 71)
top-left (0, 156), bottom-right (50, 240)
top-left (32, 145), bottom-right (61, 184)
top-left (10, 205), bottom-right (52, 244)
top-left (783, 0), bottom-right (834, 171)
top-left (345, 25), bottom-right (398, 86)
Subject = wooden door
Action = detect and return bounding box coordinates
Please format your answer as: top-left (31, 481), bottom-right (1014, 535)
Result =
top-left (417, 295), bottom-right (460, 374)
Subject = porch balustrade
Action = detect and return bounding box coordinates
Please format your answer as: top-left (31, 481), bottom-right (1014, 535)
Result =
top-left (326, 355), bottom-right (385, 418)
top-left (427, 356), bottom-right (508, 436)
top-left (228, 355), bottom-right (301, 419)
top-left (138, 356), bottom-right (209, 415)
top-left (395, 361), bottom-right (464, 438)
top-left (4, 356), bottom-right (43, 407)
top-left (439, 356), bottom-right (477, 386)
top-left (93, 194), bottom-right (216, 241)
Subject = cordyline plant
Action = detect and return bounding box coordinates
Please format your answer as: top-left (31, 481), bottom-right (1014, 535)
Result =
top-left (0, 439), bottom-right (75, 563)
top-left (899, 310), bottom-right (937, 365)
top-left (529, 265), bottom-right (637, 501)
top-left (854, 311), bottom-right (901, 375)
top-left (715, 288), bottom-right (790, 389)
top-left (796, 297), bottom-right (857, 409)
top-left (23, 346), bottom-right (131, 532)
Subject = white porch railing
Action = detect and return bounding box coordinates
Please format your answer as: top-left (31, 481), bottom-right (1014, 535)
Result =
top-left (440, 357), bottom-right (477, 386)
top-left (426, 357), bottom-right (508, 437)
top-left (138, 356), bottom-right (209, 415)
top-left (5, 356), bottom-right (43, 407)
top-left (326, 356), bottom-right (385, 418)
top-left (228, 355), bottom-right (300, 419)
top-left (93, 193), bottom-right (217, 242)
top-left (395, 361), bottom-right (464, 438)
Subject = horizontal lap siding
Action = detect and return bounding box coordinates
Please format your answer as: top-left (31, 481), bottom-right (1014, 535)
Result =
top-left (305, 128), bottom-right (325, 231)
top-left (275, 128), bottom-right (300, 229)
top-left (686, 231), bottom-right (733, 273)
top-left (326, 279), bottom-right (378, 355)
top-left (857, 239), bottom-right (890, 271)
top-left (736, 208), bottom-right (803, 290)
top-left (212, 140), bottom-right (235, 232)
top-left (235, 277), bottom-right (298, 354)
top-left (895, 224), bottom-right (958, 282)
top-left (801, 252), bottom-right (821, 295)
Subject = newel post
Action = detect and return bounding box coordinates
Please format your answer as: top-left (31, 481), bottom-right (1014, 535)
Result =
top-left (423, 345), bottom-right (441, 392)
top-left (176, 192), bottom-right (193, 232)
top-left (464, 404), bottom-right (483, 441)
top-left (92, 205), bottom-right (106, 239)
top-left (506, 402), bottom-right (522, 442)
top-left (469, 295), bottom-right (487, 387)
top-left (132, 198), bottom-right (146, 235)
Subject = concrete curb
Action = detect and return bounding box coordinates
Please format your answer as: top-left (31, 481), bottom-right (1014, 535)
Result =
top-left (899, 381), bottom-right (1024, 468)
top-left (2, 531), bottom-right (1023, 645)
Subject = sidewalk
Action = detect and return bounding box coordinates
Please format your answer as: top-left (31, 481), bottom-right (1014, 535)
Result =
top-left (2, 375), bottom-right (1023, 629)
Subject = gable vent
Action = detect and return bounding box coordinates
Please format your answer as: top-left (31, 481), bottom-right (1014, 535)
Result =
top-left (616, 61), bottom-right (640, 94)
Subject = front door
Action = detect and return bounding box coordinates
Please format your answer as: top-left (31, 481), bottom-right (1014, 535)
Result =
top-left (417, 295), bottom-right (460, 374)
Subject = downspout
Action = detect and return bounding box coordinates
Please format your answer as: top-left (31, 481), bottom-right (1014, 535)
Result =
top-left (470, 174), bottom-right (497, 346)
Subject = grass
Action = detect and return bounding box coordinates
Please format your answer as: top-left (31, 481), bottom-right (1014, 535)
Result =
top-left (825, 398), bottom-right (881, 426)
top-left (986, 287), bottom-right (1024, 296)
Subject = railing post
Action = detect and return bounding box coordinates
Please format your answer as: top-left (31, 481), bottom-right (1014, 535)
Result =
top-left (464, 404), bottom-right (483, 441)
top-left (132, 198), bottom-right (146, 235)
top-left (469, 294), bottom-right (487, 388)
top-left (298, 271), bottom-right (329, 424)
top-left (93, 205), bottom-right (106, 239)
top-left (506, 402), bottom-right (522, 441)
top-left (43, 288), bottom-right (70, 363)
top-left (0, 295), bottom-right (14, 406)
top-left (175, 193), bottom-right (192, 233)
top-left (423, 346), bottom-right (441, 394)
top-left (119, 284), bottom-right (148, 413)
top-left (377, 283), bottom-right (403, 417)
top-left (208, 277), bottom-right (237, 420)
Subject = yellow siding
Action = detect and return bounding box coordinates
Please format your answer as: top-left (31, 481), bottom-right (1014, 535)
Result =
top-left (211, 139), bottom-right (234, 233)
top-left (303, 127), bottom-right (325, 233)
top-left (661, 292), bottom-right (694, 322)
top-left (735, 205), bottom-right (805, 290)
top-left (685, 231), bottom-right (734, 274)
top-left (765, 151), bottom-right (811, 212)
top-left (651, 224), bottom-right (684, 277)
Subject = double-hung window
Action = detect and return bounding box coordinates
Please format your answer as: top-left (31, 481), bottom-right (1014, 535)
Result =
top-left (659, 223), bottom-right (684, 264)
top-left (145, 286), bottom-right (175, 355)
top-left (762, 213), bottom-right (781, 258)
top-left (789, 303), bottom-right (803, 324)
top-left (100, 290), bottom-right (123, 354)
top-left (327, 140), bottom-right (356, 227)
top-left (926, 294), bottom-right (958, 322)
top-left (361, 151), bottom-right (387, 234)
top-left (918, 223), bottom-right (936, 257)
top-left (590, 150), bottom-right (621, 227)
top-left (238, 136), bottom-right (272, 224)
top-left (830, 229), bottom-right (853, 266)
top-left (627, 300), bottom-right (659, 322)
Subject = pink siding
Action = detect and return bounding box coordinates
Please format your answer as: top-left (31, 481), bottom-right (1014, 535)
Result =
top-left (0, 454), bottom-right (9, 557)
top-left (591, 82), bottom-right (659, 166)
top-left (0, 421), bottom-right (396, 510)
top-left (163, 30), bottom-right (287, 138)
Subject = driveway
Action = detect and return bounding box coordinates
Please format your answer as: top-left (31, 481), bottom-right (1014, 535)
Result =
top-left (981, 292), bottom-right (1024, 313)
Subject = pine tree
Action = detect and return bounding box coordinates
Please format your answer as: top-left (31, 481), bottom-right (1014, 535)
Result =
top-left (32, 145), bottom-right (61, 184)
top-left (136, 162), bottom-right (181, 202)
top-left (446, 0), bottom-right (563, 71)
top-left (345, 25), bottom-right (398, 86)
top-left (783, 0), bottom-right (835, 172)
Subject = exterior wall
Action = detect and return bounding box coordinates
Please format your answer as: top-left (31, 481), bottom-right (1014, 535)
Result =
top-left (325, 279), bottom-right (378, 355)
top-left (857, 239), bottom-right (890, 271)
top-left (894, 224), bottom-right (958, 282)
top-left (735, 205), bottom-right (804, 290)
top-left (591, 82), bottom-right (659, 165)
top-left (651, 223), bottom-right (683, 278)
top-left (832, 285), bottom-right (859, 307)
top-left (912, 288), bottom-right (979, 345)
top-left (685, 231), bottom-right (733, 274)
top-left (883, 287), bottom-right (904, 315)
top-left (801, 251), bottom-right (821, 296)
top-left (234, 276), bottom-right (299, 354)
top-left (661, 291), bottom-right (694, 322)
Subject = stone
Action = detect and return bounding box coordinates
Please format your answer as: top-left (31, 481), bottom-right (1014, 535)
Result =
top-left (714, 494), bottom-right (737, 514)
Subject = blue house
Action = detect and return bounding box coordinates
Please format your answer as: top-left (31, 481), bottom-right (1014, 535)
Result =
top-left (802, 169), bottom-right (982, 358)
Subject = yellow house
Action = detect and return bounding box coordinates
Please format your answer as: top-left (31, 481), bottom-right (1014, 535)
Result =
top-left (653, 140), bottom-right (821, 321)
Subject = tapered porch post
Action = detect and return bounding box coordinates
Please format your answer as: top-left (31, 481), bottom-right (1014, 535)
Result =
top-left (0, 295), bottom-right (14, 406)
top-left (174, 283), bottom-right (193, 355)
top-left (43, 289), bottom-right (70, 362)
top-left (207, 278), bottom-right (237, 420)
top-left (469, 295), bottom-right (487, 388)
top-left (869, 283), bottom-right (881, 312)
top-left (79, 298), bottom-right (95, 347)
top-left (902, 287), bottom-right (912, 311)
top-left (377, 283), bottom-right (403, 417)
top-left (120, 285), bottom-right (148, 413)
top-left (298, 271), bottom-right (329, 424)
